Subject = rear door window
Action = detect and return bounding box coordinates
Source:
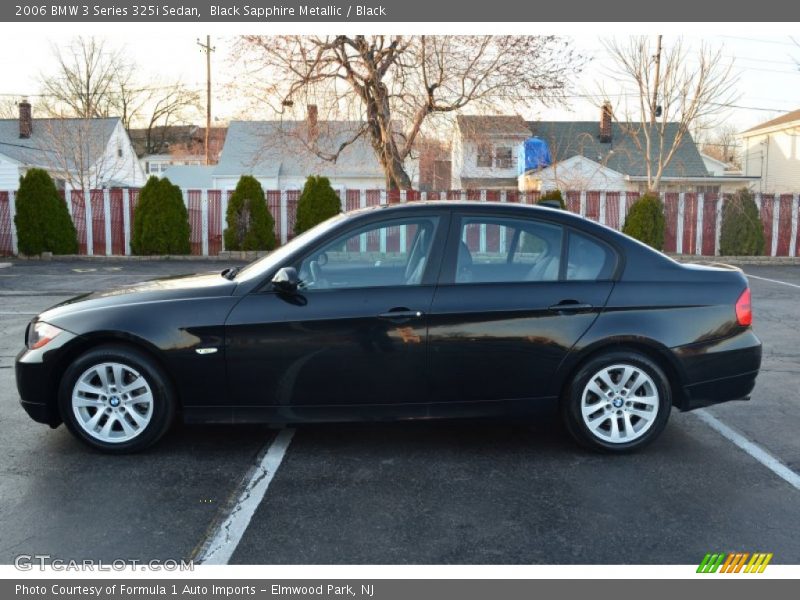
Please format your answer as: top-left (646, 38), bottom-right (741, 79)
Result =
top-left (566, 231), bottom-right (616, 281)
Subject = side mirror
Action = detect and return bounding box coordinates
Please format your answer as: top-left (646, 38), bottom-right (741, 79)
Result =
top-left (271, 267), bottom-right (299, 293)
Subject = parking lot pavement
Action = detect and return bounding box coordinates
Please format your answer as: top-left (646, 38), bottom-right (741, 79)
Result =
top-left (0, 259), bottom-right (267, 564)
top-left (0, 259), bottom-right (798, 565)
top-left (705, 265), bottom-right (800, 471)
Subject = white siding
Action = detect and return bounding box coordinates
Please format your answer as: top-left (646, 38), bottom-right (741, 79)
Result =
top-left (0, 156), bottom-right (20, 190)
top-left (93, 121), bottom-right (146, 187)
top-left (521, 156), bottom-right (627, 192)
top-left (450, 130), bottom-right (464, 189)
top-left (453, 137), bottom-right (525, 185)
top-left (742, 126), bottom-right (800, 193)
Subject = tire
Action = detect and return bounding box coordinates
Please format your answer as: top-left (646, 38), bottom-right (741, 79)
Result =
top-left (561, 350), bottom-right (672, 453)
top-left (58, 344), bottom-right (176, 453)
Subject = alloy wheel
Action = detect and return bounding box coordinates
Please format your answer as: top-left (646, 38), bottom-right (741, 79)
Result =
top-left (580, 363), bottom-right (659, 444)
top-left (71, 362), bottom-right (154, 443)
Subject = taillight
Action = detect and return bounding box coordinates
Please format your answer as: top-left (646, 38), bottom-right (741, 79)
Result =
top-left (736, 288), bottom-right (752, 326)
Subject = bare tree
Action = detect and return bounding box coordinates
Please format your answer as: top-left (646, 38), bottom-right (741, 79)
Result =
top-left (39, 36), bottom-right (124, 119)
top-left (700, 123), bottom-right (740, 167)
top-left (0, 97), bottom-right (19, 119)
top-left (39, 36), bottom-right (200, 146)
top-left (139, 85), bottom-right (201, 154)
top-left (235, 35), bottom-right (581, 189)
top-left (603, 36), bottom-right (739, 192)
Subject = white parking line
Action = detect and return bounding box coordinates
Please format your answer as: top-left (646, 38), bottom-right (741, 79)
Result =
top-left (194, 428), bottom-right (295, 565)
top-left (745, 273), bottom-right (800, 290)
top-left (695, 409), bottom-right (800, 491)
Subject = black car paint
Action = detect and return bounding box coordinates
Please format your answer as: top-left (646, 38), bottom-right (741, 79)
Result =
top-left (16, 202), bottom-right (761, 428)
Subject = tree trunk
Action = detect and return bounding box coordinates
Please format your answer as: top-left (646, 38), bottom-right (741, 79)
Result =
top-left (363, 84), bottom-right (414, 191)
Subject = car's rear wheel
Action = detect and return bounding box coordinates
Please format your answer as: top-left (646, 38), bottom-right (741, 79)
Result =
top-left (58, 345), bottom-right (175, 453)
top-left (562, 351), bottom-right (671, 452)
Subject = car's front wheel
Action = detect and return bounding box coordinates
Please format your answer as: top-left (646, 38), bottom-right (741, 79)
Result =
top-left (562, 351), bottom-right (672, 452)
top-left (58, 345), bottom-right (175, 453)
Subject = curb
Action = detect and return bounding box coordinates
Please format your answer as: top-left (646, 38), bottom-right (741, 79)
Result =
top-left (11, 254), bottom-right (251, 262)
top-left (668, 254), bottom-right (800, 265)
top-left (5, 253), bottom-right (800, 265)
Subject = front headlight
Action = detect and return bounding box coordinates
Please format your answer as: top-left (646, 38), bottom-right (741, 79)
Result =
top-left (27, 321), bottom-right (64, 350)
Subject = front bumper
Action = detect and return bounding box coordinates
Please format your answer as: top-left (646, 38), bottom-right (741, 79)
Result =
top-left (15, 329), bottom-right (79, 428)
top-left (673, 328), bottom-right (762, 411)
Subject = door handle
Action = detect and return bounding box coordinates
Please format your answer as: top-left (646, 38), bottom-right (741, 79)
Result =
top-left (548, 301), bottom-right (594, 313)
top-left (378, 308), bottom-right (424, 321)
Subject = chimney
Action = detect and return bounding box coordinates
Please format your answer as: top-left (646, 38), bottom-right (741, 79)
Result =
top-left (307, 104), bottom-right (318, 141)
top-left (599, 102), bottom-right (612, 144)
top-left (18, 99), bottom-right (32, 139)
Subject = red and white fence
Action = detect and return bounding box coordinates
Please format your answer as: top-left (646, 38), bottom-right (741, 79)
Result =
top-left (0, 189), bottom-right (798, 258)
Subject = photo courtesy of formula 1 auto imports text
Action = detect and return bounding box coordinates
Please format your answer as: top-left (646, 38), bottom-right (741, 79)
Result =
top-left (0, 1), bottom-right (799, 597)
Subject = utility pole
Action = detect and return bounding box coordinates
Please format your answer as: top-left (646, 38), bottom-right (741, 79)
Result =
top-left (196, 35), bottom-right (215, 165)
top-left (650, 34), bottom-right (663, 127)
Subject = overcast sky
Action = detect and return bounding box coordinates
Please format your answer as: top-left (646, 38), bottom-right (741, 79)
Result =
top-left (0, 33), bottom-right (798, 135)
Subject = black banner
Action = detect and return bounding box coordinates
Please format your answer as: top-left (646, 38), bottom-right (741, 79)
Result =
top-left (2, 0), bottom-right (797, 22)
top-left (5, 579), bottom-right (799, 600)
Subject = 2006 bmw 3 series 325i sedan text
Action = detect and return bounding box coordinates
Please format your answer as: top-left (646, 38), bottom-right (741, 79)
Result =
top-left (16, 202), bottom-right (762, 453)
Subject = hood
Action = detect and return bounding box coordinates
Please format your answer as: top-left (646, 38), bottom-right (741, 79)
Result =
top-left (38, 272), bottom-right (237, 324)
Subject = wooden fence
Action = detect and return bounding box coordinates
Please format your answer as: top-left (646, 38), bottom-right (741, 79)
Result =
top-left (0, 189), bottom-right (798, 258)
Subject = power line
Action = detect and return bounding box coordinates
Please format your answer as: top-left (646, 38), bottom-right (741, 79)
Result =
top-left (718, 35), bottom-right (799, 47)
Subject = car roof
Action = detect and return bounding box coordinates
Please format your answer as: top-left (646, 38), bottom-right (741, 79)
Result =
top-left (349, 199), bottom-right (571, 217)
top-left (345, 199), bottom-right (600, 230)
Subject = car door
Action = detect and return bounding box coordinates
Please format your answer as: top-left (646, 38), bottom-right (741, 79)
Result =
top-left (427, 212), bottom-right (617, 406)
top-left (224, 212), bottom-right (448, 417)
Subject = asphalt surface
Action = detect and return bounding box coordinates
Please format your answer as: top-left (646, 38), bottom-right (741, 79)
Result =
top-left (0, 259), bottom-right (798, 565)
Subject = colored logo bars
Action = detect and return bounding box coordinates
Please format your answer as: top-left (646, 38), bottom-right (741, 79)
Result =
top-left (697, 552), bottom-right (773, 573)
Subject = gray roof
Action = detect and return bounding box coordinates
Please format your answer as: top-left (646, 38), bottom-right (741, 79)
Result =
top-left (526, 121), bottom-right (709, 178)
top-left (161, 165), bottom-right (215, 189)
top-left (457, 115), bottom-right (531, 138)
top-left (0, 118), bottom-right (118, 172)
top-left (214, 120), bottom-right (385, 180)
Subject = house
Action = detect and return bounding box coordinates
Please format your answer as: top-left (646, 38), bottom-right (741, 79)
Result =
top-left (452, 108), bottom-right (757, 193)
top-left (741, 109), bottom-right (800, 192)
top-left (416, 136), bottom-right (451, 191)
top-left (701, 152), bottom-right (735, 177)
top-left (161, 164), bottom-right (215, 189)
top-left (129, 125), bottom-right (227, 176)
top-left (0, 100), bottom-right (145, 191)
top-left (211, 106), bottom-right (412, 192)
top-left (451, 115), bottom-right (532, 189)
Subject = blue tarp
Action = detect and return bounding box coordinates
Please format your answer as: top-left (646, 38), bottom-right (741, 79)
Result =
top-left (517, 137), bottom-right (552, 175)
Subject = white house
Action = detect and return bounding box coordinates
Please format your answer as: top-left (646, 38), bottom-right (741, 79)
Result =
top-left (700, 152), bottom-right (737, 177)
top-left (451, 115), bottom-right (531, 189)
top-left (0, 101), bottom-right (145, 191)
top-left (141, 153), bottom-right (205, 178)
top-left (211, 107), bottom-right (415, 193)
top-left (521, 155), bottom-right (629, 192)
top-left (452, 109), bottom-right (757, 193)
top-left (741, 108), bottom-right (800, 193)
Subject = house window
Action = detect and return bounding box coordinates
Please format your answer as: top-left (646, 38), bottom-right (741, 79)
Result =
top-left (696, 185), bottom-right (721, 194)
top-left (495, 147), bottom-right (513, 169)
top-left (476, 144), bottom-right (493, 168)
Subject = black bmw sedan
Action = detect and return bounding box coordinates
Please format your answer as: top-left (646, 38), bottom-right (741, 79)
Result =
top-left (16, 201), bottom-right (761, 453)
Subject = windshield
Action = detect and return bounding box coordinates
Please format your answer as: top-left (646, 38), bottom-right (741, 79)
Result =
top-left (232, 213), bottom-right (349, 283)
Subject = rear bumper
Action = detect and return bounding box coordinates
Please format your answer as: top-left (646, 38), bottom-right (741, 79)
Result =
top-left (673, 329), bottom-right (762, 411)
